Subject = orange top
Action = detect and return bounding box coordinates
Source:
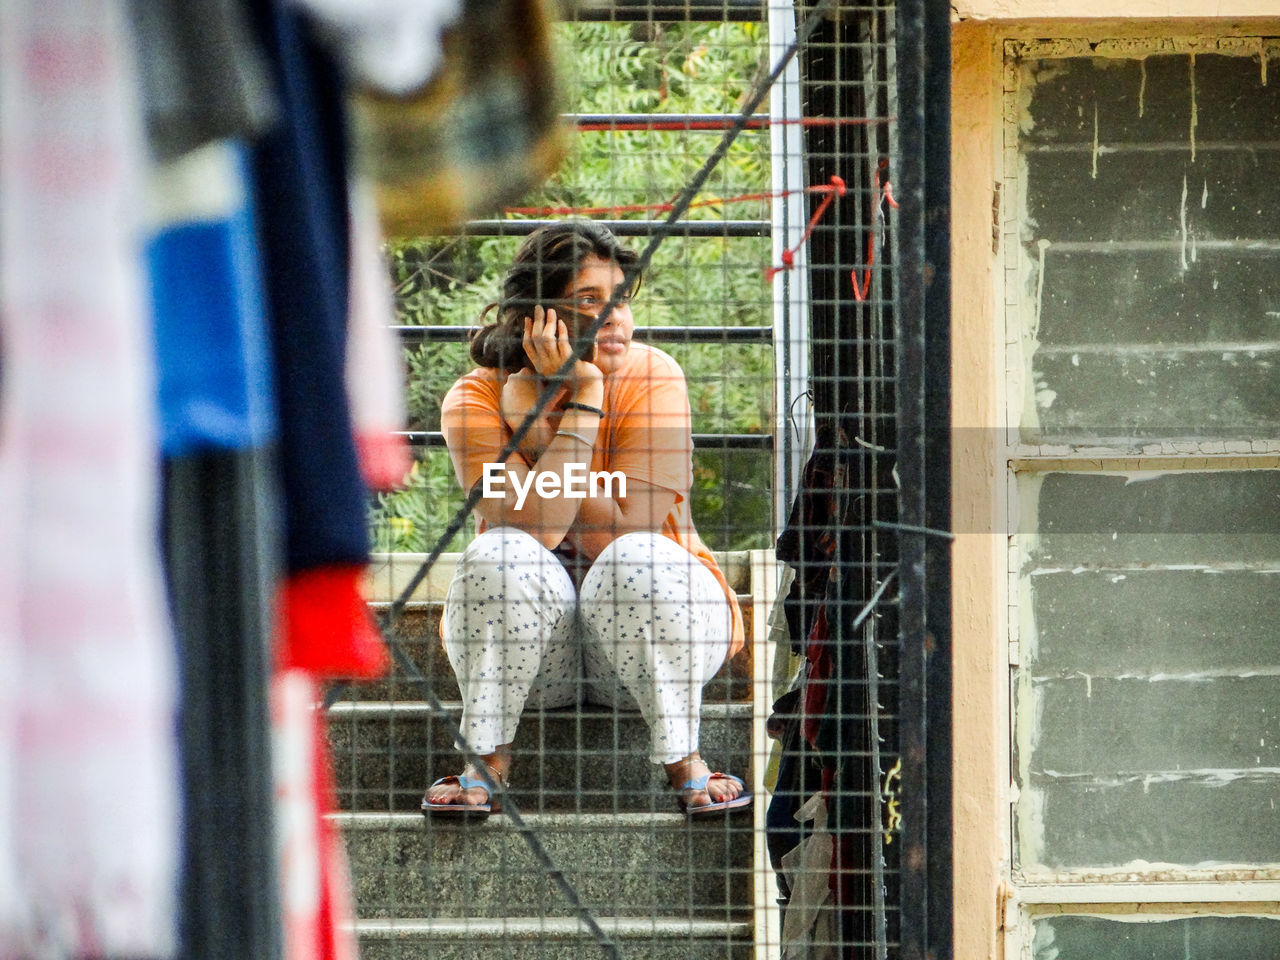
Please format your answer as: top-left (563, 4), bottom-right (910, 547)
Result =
top-left (440, 342), bottom-right (744, 658)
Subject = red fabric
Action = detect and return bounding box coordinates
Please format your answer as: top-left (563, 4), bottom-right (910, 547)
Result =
top-left (276, 565), bottom-right (389, 678)
top-left (310, 706), bottom-right (357, 960)
top-left (273, 671), bottom-right (358, 960)
top-left (802, 606), bottom-right (831, 747)
top-left (353, 430), bottom-right (411, 492)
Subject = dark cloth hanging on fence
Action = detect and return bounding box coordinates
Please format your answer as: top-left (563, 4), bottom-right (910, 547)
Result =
top-left (144, 136), bottom-right (284, 960)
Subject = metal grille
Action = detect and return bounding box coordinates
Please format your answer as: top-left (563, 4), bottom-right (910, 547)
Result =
top-left (329, 2), bottom-right (951, 958)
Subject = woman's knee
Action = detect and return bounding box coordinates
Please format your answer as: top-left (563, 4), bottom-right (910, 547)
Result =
top-left (592, 531), bottom-right (675, 564)
top-left (459, 526), bottom-right (544, 565)
top-left (448, 527), bottom-right (574, 617)
top-left (583, 532), bottom-right (696, 601)
top-left (455, 527), bottom-right (553, 583)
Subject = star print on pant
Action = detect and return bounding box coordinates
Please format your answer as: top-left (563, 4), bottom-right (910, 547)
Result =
top-left (442, 528), bottom-right (732, 764)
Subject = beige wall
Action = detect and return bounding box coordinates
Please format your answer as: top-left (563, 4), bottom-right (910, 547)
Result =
top-left (949, 13), bottom-right (1280, 959)
top-left (951, 18), bottom-right (1008, 960)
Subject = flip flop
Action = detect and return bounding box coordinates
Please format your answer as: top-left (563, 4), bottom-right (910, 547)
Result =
top-left (421, 772), bottom-right (498, 820)
top-left (678, 772), bottom-right (752, 816)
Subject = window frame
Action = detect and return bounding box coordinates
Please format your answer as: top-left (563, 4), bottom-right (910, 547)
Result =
top-left (998, 30), bottom-right (1280, 957)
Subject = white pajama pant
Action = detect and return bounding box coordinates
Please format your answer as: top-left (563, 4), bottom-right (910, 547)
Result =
top-left (442, 527), bottom-right (733, 765)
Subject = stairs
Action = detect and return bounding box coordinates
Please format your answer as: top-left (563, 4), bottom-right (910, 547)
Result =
top-left (328, 551), bottom-right (778, 960)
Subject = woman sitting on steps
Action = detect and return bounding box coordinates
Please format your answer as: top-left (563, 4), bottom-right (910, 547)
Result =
top-left (423, 220), bottom-right (750, 818)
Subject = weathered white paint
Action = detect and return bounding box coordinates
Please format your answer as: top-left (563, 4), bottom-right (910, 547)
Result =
top-left (1018, 882), bottom-right (1280, 902)
top-left (956, 0), bottom-right (1280, 20)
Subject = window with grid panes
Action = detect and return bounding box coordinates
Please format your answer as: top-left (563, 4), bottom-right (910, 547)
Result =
top-left (1003, 36), bottom-right (1280, 955)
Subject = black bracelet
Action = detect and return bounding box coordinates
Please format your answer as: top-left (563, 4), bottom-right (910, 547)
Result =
top-left (561, 401), bottom-right (604, 417)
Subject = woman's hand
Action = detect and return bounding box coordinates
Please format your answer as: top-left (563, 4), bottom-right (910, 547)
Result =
top-left (523, 306), bottom-right (603, 397)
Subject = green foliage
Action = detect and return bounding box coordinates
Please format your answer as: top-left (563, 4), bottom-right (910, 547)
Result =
top-left (537, 21), bottom-right (770, 214)
top-left (370, 21), bottom-right (776, 554)
top-left (368, 455), bottom-right (472, 554)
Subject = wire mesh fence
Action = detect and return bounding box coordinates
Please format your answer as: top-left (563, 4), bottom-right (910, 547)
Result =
top-left (327, 2), bottom-right (950, 958)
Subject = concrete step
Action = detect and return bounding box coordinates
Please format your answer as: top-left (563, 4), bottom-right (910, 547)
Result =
top-left (328, 702), bottom-right (754, 814)
top-left (342, 600), bottom-right (754, 703)
top-left (352, 916), bottom-right (753, 960)
top-left (339, 812), bottom-right (754, 919)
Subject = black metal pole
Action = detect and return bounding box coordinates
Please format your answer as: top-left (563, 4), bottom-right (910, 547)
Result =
top-left (923, 0), bottom-right (954, 956)
top-left (459, 218), bottom-right (770, 237)
top-left (893, 2), bottom-right (933, 960)
top-left (396, 431), bottom-right (774, 450)
top-left (392, 324), bottom-right (774, 345)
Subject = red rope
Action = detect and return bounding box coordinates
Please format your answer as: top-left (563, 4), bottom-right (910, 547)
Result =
top-left (764, 175), bottom-right (846, 282)
top-left (851, 158), bottom-right (899, 303)
top-left (502, 158), bottom-right (899, 302)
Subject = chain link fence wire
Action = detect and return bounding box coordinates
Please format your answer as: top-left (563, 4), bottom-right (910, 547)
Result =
top-left (327, 2), bottom-right (949, 959)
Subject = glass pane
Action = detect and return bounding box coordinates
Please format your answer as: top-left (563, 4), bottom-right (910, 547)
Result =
top-left (1014, 470), bottom-right (1280, 870)
top-left (1015, 51), bottom-right (1280, 445)
top-left (1033, 915), bottom-right (1280, 960)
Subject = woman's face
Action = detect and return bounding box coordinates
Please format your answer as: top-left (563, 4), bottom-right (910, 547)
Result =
top-left (560, 254), bottom-right (635, 377)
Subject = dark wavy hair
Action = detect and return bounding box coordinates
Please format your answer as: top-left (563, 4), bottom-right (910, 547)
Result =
top-left (469, 220), bottom-right (641, 372)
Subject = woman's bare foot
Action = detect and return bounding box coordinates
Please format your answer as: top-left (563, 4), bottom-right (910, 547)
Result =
top-left (664, 751), bottom-right (745, 810)
top-left (424, 747), bottom-right (512, 811)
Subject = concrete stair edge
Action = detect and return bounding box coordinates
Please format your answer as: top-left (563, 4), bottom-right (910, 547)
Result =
top-left (328, 700), bottom-right (752, 719)
top-left (334, 810), bottom-right (735, 830)
top-left (351, 916), bottom-right (753, 940)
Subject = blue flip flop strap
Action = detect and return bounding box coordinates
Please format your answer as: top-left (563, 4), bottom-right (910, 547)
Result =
top-left (680, 772), bottom-right (744, 792)
top-left (430, 773), bottom-right (492, 792)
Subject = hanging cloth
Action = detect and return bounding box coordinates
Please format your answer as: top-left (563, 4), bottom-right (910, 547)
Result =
top-left (779, 791), bottom-right (840, 960)
top-left (272, 671), bottom-right (358, 960)
top-left (345, 177), bottom-right (411, 493)
top-left (0, 1), bottom-right (179, 956)
top-left (347, 0), bottom-right (567, 234)
top-left (127, 0), bottom-right (275, 163)
top-left (248, 0), bottom-right (387, 679)
top-left (145, 140), bottom-right (277, 456)
top-left (144, 140), bottom-right (284, 960)
top-left (248, 0), bottom-right (367, 575)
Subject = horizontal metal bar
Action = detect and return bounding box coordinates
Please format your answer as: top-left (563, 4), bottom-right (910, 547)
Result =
top-left (569, 113), bottom-right (770, 131)
top-left (400, 431), bottom-right (773, 450)
top-left (568, 114), bottom-right (892, 131)
top-left (460, 219), bottom-right (770, 238)
top-left (561, 0), bottom-right (767, 21)
top-left (637, 325), bottom-right (774, 343)
top-left (392, 325), bottom-right (774, 345)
